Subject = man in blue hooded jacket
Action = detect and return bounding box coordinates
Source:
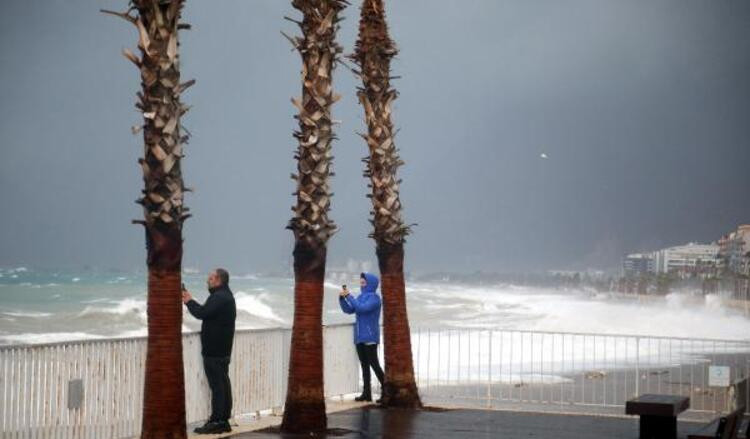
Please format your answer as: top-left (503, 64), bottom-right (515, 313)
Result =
top-left (339, 272), bottom-right (384, 402)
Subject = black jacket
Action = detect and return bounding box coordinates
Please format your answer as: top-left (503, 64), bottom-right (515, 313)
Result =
top-left (186, 286), bottom-right (236, 357)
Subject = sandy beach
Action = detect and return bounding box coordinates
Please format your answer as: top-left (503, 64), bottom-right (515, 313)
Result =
top-left (419, 351), bottom-right (749, 422)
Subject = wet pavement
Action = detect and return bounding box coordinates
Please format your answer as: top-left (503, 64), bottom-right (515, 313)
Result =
top-left (231, 406), bottom-right (704, 438)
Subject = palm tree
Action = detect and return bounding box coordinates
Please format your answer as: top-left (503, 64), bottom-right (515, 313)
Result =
top-left (280, 0), bottom-right (348, 433)
top-left (102, 1), bottom-right (193, 437)
top-left (350, 0), bottom-right (421, 408)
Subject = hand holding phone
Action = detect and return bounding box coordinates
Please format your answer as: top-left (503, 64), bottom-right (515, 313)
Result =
top-left (340, 285), bottom-right (348, 297)
top-left (181, 284), bottom-right (192, 304)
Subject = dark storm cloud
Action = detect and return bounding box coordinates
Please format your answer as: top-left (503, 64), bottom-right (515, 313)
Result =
top-left (1, 0), bottom-right (749, 273)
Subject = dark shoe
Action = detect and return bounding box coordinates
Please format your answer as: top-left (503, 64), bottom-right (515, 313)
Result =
top-left (375, 397), bottom-right (382, 404)
top-left (194, 421), bottom-right (230, 435)
top-left (193, 421), bottom-right (212, 434)
top-left (355, 393), bottom-right (372, 402)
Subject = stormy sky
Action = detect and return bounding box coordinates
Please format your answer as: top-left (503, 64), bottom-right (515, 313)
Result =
top-left (1, 0), bottom-right (749, 274)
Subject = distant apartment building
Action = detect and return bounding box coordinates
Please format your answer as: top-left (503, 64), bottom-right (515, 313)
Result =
top-left (622, 224), bottom-right (749, 279)
top-left (718, 224), bottom-right (750, 276)
top-left (622, 253), bottom-right (655, 277)
top-left (652, 243), bottom-right (720, 276)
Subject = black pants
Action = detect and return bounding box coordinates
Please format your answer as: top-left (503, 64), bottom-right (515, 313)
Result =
top-left (356, 343), bottom-right (384, 395)
top-left (203, 356), bottom-right (232, 422)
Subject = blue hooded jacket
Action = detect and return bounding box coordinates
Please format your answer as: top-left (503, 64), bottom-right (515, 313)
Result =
top-left (339, 272), bottom-right (381, 344)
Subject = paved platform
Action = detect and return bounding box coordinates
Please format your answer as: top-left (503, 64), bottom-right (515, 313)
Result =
top-left (228, 406), bottom-right (706, 439)
top-left (185, 400), bottom-right (370, 439)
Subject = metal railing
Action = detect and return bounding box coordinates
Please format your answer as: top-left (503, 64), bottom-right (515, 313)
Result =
top-left (0, 324), bottom-right (359, 439)
top-left (4, 325), bottom-right (749, 437)
top-left (411, 328), bottom-right (750, 417)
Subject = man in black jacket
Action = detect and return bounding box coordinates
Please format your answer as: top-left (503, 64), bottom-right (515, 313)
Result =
top-left (182, 268), bottom-right (236, 435)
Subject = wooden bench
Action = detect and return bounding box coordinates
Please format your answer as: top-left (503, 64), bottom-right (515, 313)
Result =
top-left (626, 394), bottom-right (690, 439)
top-left (687, 407), bottom-right (745, 439)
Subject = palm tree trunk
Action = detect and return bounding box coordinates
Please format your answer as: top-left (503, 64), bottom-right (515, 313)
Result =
top-left (281, 0), bottom-right (347, 433)
top-left (143, 226), bottom-right (186, 439)
top-left (378, 242), bottom-right (421, 407)
top-left (352, 0), bottom-right (421, 408)
top-left (281, 241), bottom-right (327, 432)
top-left (103, 1), bottom-right (193, 437)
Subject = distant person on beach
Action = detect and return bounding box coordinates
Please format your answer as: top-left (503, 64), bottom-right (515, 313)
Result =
top-left (182, 268), bottom-right (236, 435)
top-left (339, 272), bottom-right (384, 403)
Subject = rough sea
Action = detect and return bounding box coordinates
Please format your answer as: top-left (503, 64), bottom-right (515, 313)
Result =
top-left (1, 266), bottom-right (749, 346)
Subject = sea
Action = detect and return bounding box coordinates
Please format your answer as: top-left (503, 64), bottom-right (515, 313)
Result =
top-left (1, 266), bottom-right (750, 346)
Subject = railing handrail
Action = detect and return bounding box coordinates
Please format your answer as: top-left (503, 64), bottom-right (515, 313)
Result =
top-left (0, 322), bottom-right (358, 351)
top-left (4, 324), bottom-right (750, 351)
top-left (0, 326), bottom-right (284, 351)
top-left (412, 327), bottom-right (750, 345)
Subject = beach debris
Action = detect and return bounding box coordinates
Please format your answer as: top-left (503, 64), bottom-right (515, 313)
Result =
top-left (585, 371), bottom-right (607, 380)
top-left (693, 387), bottom-right (715, 396)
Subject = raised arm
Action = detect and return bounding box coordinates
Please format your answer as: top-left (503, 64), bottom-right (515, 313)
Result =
top-left (348, 293), bottom-right (381, 313)
top-left (186, 293), bottom-right (225, 320)
top-left (339, 295), bottom-right (355, 314)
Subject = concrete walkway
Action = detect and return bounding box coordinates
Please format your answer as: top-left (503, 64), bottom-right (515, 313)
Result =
top-left (186, 400), bottom-right (372, 439)
top-left (221, 406), bottom-right (706, 439)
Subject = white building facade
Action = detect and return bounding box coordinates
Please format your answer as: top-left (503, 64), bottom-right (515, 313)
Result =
top-left (652, 243), bottom-right (720, 276)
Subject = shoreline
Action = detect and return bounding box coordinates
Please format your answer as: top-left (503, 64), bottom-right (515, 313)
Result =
top-left (604, 291), bottom-right (750, 315)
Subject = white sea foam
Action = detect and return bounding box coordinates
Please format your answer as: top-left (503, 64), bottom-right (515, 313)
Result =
top-left (2, 276), bottom-right (750, 352)
top-left (77, 297), bottom-right (146, 318)
top-left (82, 298), bottom-right (113, 304)
top-left (528, 291), bottom-right (750, 340)
top-left (413, 284), bottom-right (750, 341)
top-left (2, 310), bottom-right (53, 318)
top-left (704, 293), bottom-right (727, 310)
top-left (234, 292), bottom-right (285, 323)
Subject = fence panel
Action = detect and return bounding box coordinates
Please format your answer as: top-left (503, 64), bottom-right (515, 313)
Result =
top-left (413, 328), bottom-right (750, 417)
top-left (0, 325), bottom-right (359, 439)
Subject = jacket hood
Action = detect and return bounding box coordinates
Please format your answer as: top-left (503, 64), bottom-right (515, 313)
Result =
top-left (360, 272), bottom-right (379, 294)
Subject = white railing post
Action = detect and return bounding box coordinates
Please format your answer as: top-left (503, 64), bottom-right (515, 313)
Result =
top-left (635, 336), bottom-right (640, 398)
top-left (486, 330), bottom-right (492, 409)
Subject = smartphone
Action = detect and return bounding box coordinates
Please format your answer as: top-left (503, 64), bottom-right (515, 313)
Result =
top-left (181, 283), bottom-right (186, 291)
top-left (342, 284), bottom-right (347, 290)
